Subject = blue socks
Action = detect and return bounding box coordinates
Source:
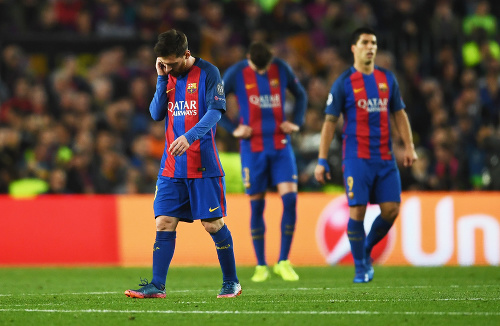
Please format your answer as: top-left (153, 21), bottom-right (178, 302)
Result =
top-left (347, 218), bottom-right (366, 271)
top-left (151, 231), bottom-right (176, 289)
top-left (250, 199), bottom-right (266, 266)
top-left (279, 192), bottom-right (297, 262)
top-left (211, 224), bottom-right (238, 283)
top-left (365, 214), bottom-right (393, 258)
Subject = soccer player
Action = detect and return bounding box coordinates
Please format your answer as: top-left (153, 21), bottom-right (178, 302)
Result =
top-left (125, 29), bottom-right (241, 298)
top-left (219, 42), bottom-right (307, 282)
top-left (314, 27), bottom-right (418, 283)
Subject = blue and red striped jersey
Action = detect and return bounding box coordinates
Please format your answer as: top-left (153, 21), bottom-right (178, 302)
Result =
top-left (149, 58), bottom-right (226, 178)
top-left (222, 58), bottom-right (307, 153)
top-left (325, 66), bottom-right (405, 160)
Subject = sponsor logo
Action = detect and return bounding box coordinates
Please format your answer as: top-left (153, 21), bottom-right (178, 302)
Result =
top-left (353, 87), bottom-right (364, 93)
top-left (187, 83), bottom-right (197, 94)
top-left (249, 94), bottom-right (281, 109)
top-left (316, 196), bottom-right (393, 265)
top-left (245, 83), bottom-right (256, 90)
top-left (168, 100), bottom-right (198, 116)
top-left (216, 244), bottom-right (231, 250)
top-left (401, 196), bottom-right (499, 266)
top-left (166, 88), bottom-right (175, 94)
top-left (217, 83), bottom-right (224, 95)
top-left (317, 195), bottom-right (500, 266)
top-left (209, 206), bottom-right (219, 212)
top-left (357, 98), bottom-right (388, 112)
top-left (326, 93), bottom-right (333, 106)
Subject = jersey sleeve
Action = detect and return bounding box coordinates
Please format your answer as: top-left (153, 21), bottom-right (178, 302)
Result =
top-left (325, 75), bottom-right (345, 117)
top-left (149, 75), bottom-right (169, 121)
top-left (280, 59), bottom-right (307, 126)
top-left (205, 64), bottom-right (227, 113)
top-left (389, 72), bottom-right (405, 113)
top-left (222, 65), bottom-right (237, 95)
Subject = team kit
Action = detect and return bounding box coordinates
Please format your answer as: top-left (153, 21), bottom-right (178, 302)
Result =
top-left (124, 27), bottom-right (417, 299)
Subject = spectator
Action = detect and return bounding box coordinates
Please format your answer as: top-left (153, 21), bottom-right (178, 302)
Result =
top-left (0, 0), bottom-right (499, 194)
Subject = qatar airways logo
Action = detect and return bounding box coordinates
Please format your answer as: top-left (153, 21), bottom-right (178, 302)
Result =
top-left (249, 94), bottom-right (281, 109)
top-left (357, 98), bottom-right (388, 112)
top-left (168, 100), bottom-right (198, 116)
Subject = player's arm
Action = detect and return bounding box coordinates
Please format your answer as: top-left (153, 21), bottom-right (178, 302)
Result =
top-left (392, 109), bottom-right (417, 167)
top-left (314, 114), bottom-right (338, 184)
top-left (170, 109), bottom-right (222, 157)
top-left (218, 112), bottom-right (252, 139)
top-left (388, 73), bottom-right (417, 167)
top-left (315, 74), bottom-right (344, 184)
top-left (280, 60), bottom-right (307, 134)
top-left (149, 58), bottom-right (169, 121)
top-left (220, 66), bottom-right (253, 139)
top-left (170, 63), bottom-right (226, 156)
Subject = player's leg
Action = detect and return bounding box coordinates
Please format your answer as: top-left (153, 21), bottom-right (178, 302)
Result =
top-left (348, 205), bottom-right (369, 283)
top-left (343, 158), bottom-right (372, 283)
top-left (202, 217), bottom-right (241, 298)
top-left (365, 202), bottom-right (399, 259)
top-left (242, 151), bottom-right (270, 281)
top-left (273, 183), bottom-right (299, 281)
top-left (150, 215), bottom-right (179, 291)
top-left (366, 160), bottom-right (402, 260)
top-left (272, 147), bottom-right (299, 281)
top-left (125, 177), bottom-right (187, 298)
top-left (276, 183), bottom-right (298, 263)
top-left (190, 177), bottom-right (241, 297)
top-left (249, 192), bottom-right (270, 282)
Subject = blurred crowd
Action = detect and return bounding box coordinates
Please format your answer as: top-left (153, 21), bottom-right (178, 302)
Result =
top-left (1, 0), bottom-right (500, 195)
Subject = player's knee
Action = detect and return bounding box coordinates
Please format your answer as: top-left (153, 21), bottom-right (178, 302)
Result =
top-left (202, 218), bottom-right (224, 234)
top-left (383, 205), bottom-right (400, 222)
top-left (155, 216), bottom-right (177, 231)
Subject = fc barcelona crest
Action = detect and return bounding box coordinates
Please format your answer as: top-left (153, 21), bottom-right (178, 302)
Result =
top-left (270, 79), bottom-right (279, 88)
top-left (378, 83), bottom-right (388, 92)
top-left (187, 83), bottom-right (197, 94)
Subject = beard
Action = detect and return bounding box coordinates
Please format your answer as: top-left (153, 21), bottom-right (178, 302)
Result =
top-left (169, 59), bottom-right (188, 77)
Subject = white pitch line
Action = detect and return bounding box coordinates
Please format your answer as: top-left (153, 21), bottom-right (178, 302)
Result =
top-left (6, 303), bottom-right (64, 307)
top-left (1, 284), bottom-right (498, 297)
top-left (0, 308), bottom-right (498, 316)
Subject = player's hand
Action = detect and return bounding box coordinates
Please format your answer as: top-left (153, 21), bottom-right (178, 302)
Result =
top-left (169, 135), bottom-right (190, 156)
top-left (156, 57), bottom-right (169, 76)
top-left (232, 124), bottom-right (253, 139)
top-left (314, 158), bottom-right (331, 184)
top-left (280, 121), bottom-right (300, 134)
top-left (403, 146), bottom-right (418, 167)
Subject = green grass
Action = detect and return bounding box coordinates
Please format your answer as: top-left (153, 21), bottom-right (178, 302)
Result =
top-left (0, 266), bottom-right (499, 326)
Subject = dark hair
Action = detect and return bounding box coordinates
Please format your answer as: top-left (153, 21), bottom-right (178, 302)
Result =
top-left (153, 29), bottom-right (188, 57)
top-left (350, 27), bottom-right (377, 45)
top-left (249, 41), bottom-right (273, 70)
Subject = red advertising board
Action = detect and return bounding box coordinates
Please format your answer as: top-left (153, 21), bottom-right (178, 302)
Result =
top-left (0, 195), bottom-right (119, 265)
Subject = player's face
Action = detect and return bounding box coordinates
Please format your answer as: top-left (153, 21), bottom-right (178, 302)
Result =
top-left (352, 34), bottom-right (377, 65)
top-left (158, 51), bottom-right (190, 77)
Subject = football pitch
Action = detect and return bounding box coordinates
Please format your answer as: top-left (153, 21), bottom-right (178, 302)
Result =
top-left (0, 266), bottom-right (498, 326)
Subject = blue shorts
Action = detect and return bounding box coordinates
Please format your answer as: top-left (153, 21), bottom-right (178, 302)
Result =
top-left (240, 145), bottom-right (298, 195)
top-left (342, 158), bottom-right (401, 206)
top-left (153, 176), bottom-right (227, 222)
